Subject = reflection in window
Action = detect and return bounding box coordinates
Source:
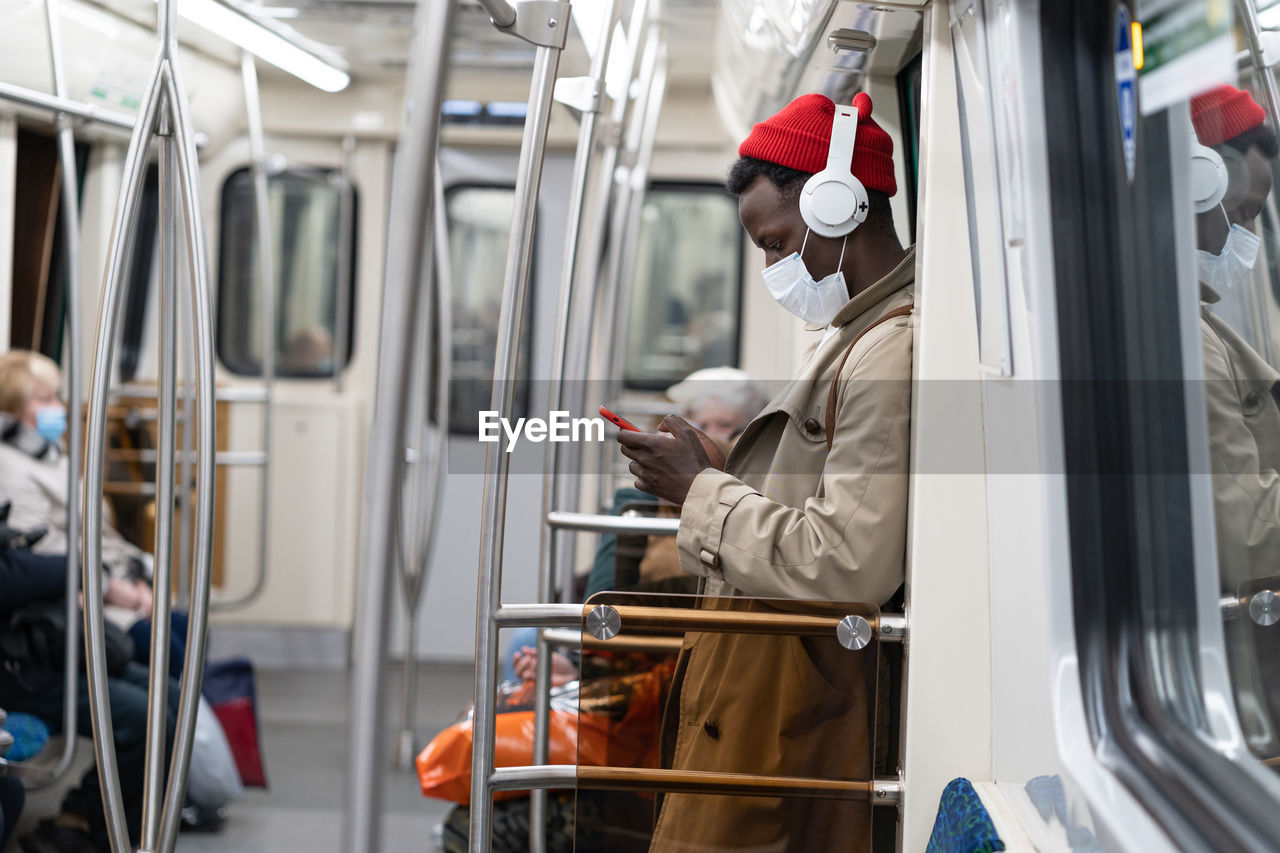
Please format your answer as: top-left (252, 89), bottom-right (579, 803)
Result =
top-left (445, 185), bottom-right (532, 434)
top-left (1190, 80), bottom-right (1280, 768)
top-left (217, 167), bottom-right (357, 378)
top-left (623, 185), bottom-right (743, 391)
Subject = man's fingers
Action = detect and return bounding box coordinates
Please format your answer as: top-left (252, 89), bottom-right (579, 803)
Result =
top-left (658, 414), bottom-right (693, 436)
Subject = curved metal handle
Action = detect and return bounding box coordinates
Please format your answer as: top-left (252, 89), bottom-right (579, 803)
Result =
top-left (81, 5), bottom-right (216, 847)
top-left (209, 51), bottom-right (275, 613)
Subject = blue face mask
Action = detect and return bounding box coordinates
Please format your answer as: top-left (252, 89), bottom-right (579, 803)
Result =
top-left (35, 406), bottom-right (66, 445)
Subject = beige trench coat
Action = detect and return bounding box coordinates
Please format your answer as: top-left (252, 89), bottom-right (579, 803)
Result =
top-left (1201, 284), bottom-right (1280, 592)
top-left (1200, 284), bottom-right (1280, 752)
top-left (648, 249), bottom-right (915, 852)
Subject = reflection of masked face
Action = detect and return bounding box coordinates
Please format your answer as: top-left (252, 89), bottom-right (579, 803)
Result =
top-left (1197, 204), bottom-right (1261, 294)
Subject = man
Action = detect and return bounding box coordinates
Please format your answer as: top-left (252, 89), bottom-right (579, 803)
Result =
top-left (619, 92), bottom-right (912, 851)
top-left (1191, 86), bottom-right (1280, 594)
top-left (1192, 85), bottom-right (1280, 756)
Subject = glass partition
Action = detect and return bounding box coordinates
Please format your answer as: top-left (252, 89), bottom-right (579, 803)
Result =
top-left (571, 593), bottom-right (881, 852)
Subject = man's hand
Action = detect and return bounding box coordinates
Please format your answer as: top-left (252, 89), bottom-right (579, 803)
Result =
top-left (105, 577), bottom-right (153, 616)
top-left (617, 415), bottom-right (726, 505)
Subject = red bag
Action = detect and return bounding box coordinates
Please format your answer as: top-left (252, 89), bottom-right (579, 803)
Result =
top-left (210, 697), bottom-right (267, 788)
top-left (202, 658), bottom-right (268, 788)
top-left (417, 665), bottom-right (669, 804)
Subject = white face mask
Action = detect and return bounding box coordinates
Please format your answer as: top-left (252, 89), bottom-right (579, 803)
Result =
top-left (1198, 205), bottom-right (1261, 295)
top-left (761, 231), bottom-right (849, 326)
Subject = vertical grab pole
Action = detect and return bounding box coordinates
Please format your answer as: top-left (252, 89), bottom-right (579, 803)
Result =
top-left (141, 92), bottom-right (179, 853)
top-left (212, 51), bottom-right (275, 612)
top-left (471, 2), bottom-right (571, 845)
top-left (43, 0), bottom-right (81, 785)
top-left (82, 54), bottom-right (166, 853)
top-left (393, 163), bottom-right (454, 770)
top-left (83, 2), bottom-right (214, 849)
top-left (343, 0), bottom-right (454, 847)
top-left (590, 22), bottom-right (661, 495)
top-left (528, 1), bottom-right (619, 847)
top-left (334, 134), bottom-right (356, 393)
top-left (603, 35), bottom-right (666, 387)
top-left (157, 50), bottom-right (219, 853)
top-left (559, 0), bottom-right (648, 579)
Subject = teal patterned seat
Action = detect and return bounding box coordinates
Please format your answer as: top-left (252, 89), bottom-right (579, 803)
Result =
top-left (926, 777), bottom-right (1005, 853)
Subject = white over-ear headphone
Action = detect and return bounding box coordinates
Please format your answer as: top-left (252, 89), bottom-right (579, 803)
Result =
top-left (799, 98), bottom-right (869, 237)
top-left (1190, 136), bottom-right (1229, 214)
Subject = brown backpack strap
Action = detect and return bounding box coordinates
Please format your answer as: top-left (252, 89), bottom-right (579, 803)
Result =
top-left (825, 305), bottom-right (913, 451)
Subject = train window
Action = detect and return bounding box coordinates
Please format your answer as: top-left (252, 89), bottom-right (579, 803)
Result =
top-left (622, 184), bottom-right (744, 391)
top-left (216, 166), bottom-right (358, 378)
top-left (443, 184), bottom-right (533, 434)
top-left (1047, 4), bottom-right (1280, 844)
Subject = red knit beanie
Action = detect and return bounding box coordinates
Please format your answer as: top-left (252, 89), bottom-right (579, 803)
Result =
top-left (1192, 84), bottom-right (1266, 147)
top-left (738, 92), bottom-right (897, 197)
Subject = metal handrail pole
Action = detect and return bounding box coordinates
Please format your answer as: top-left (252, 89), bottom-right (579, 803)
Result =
top-left (392, 193), bottom-right (437, 769)
top-left (546, 510), bottom-right (678, 535)
top-left (588, 20), bottom-right (660, 495)
top-left (528, 1), bottom-right (619, 846)
top-left (334, 134), bottom-right (356, 393)
top-left (494, 603), bottom-right (584, 628)
top-left (586, 12), bottom-right (657, 386)
top-left (491, 765), bottom-right (877, 800)
top-left (0, 80), bottom-right (135, 132)
top-left (176, 286), bottom-right (195, 610)
top-left (476, 0), bottom-right (517, 28)
top-left (393, 164), bottom-right (454, 770)
top-left (211, 51), bottom-right (276, 612)
top-left (603, 36), bottom-right (666, 390)
top-left (140, 95), bottom-right (179, 851)
top-left (343, 0), bottom-right (453, 846)
top-left (561, 0), bottom-right (649, 550)
top-left (1239, 0), bottom-right (1280, 139)
top-left (42, 0), bottom-right (81, 787)
top-left (157, 55), bottom-right (219, 852)
top-left (471, 17), bottom-right (569, 849)
top-left (81, 53), bottom-right (167, 853)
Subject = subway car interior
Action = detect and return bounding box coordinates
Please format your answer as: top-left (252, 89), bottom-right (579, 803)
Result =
top-left (4, 0), bottom-right (1280, 851)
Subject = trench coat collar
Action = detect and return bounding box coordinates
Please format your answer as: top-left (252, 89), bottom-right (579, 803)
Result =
top-left (827, 245), bottom-right (917, 329)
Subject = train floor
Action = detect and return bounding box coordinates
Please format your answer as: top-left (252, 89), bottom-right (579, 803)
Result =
top-left (10, 662), bottom-right (473, 852)
top-left (180, 662), bottom-right (470, 851)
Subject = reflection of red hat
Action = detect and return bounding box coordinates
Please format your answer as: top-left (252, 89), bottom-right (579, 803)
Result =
top-left (1192, 84), bottom-right (1266, 147)
top-left (738, 93), bottom-right (897, 196)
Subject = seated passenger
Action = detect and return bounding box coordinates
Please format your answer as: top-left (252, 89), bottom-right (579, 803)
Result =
top-left (0, 773), bottom-right (22, 851)
top-left (620, 92), bottom-right (913, 850)
top-left (0, 351), bottom-right (186, 677)
top-left (0, 541), bottom-right (179, 853)
top-left (508, 368), bottom-right (767, 685)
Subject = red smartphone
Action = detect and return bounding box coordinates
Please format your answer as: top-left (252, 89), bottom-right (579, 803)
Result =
top-left (598, 405), bottom-right (641, 432)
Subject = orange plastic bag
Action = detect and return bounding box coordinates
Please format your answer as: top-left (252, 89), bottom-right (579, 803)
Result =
top-left (416, 666), bottom-right (669, 804)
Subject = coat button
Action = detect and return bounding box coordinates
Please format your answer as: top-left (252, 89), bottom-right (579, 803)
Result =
top-left (803, 418), bottom-right (822, 435)
top-left (703, 719), bottom-right (720, 739)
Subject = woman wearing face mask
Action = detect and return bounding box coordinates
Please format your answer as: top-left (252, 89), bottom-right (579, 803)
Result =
top-left (0, 351), bottom-right (189, 675)
top-left (617, 93), bottom-right (912, 852)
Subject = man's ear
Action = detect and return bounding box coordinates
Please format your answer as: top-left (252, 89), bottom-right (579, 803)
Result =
top-left (1196, 207), bottom-right (1230, 254)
